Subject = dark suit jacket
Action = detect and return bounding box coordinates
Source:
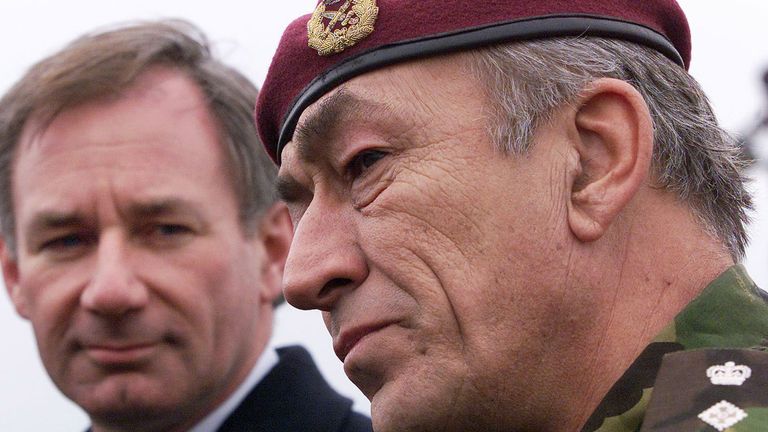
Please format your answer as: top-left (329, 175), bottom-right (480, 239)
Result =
top-left (217, 345), bottom-right (373, 432)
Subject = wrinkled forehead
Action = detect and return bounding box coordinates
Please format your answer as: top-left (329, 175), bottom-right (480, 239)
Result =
top-left (279, 54), bottom-right (475, 174)
top-left (278, 77), bottom-right (393, 174)
top-left (255, 0), bottom-right (690, 165)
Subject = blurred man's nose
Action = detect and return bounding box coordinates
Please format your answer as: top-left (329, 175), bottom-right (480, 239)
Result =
top-left (282, 201), bottom-right (367, 311)
top-left (80, 231), bottom-right (148, 316)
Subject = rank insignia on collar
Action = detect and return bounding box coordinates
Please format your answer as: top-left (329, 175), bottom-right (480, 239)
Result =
top-left (706, 361), bottom-right (752, 386)
top-left (698, 400), bottom-right (748, 431)
top-left (307, 0), bottom-right (379, 56)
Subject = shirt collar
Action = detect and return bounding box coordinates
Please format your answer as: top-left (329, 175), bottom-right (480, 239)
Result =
top-left (188, 348), bottom-right (280, 432)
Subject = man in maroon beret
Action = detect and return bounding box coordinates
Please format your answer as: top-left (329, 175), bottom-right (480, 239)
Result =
top-left (256, 1), bottom-right (768, 431)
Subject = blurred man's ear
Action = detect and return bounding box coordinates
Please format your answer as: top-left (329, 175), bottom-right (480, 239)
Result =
top-left (256, 202), bottom-right (294, 305)
top-left (565, 78), bottom-right (654, 242)
top-left (0, 238), bottom-right (28, 319)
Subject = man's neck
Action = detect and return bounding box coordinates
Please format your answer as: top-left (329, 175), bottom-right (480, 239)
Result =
top-left (567, 201), bottom-right (734, 431)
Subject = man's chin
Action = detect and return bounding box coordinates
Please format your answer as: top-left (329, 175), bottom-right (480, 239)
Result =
top-left (69, 376), bottom-right (190, 428)
top-left (368, 378), bottom-right (449, 432)
top-left (88, 399), bottom-right (191, 432)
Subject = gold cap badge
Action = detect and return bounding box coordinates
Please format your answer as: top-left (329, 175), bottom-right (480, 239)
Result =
top-left (307, 0), bottom-right (379, 56)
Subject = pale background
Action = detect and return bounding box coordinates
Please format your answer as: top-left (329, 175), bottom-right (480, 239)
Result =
top-left (1, 1), bottom-right (767, 430)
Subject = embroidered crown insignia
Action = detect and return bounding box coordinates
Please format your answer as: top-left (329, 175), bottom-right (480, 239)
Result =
top-left (307, 0), bottom-right (379, 56)
top-left (706, 361), bottom-right (752, 386)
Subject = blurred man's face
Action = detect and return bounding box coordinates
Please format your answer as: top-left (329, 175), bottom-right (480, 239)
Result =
top-left (277, 55), bottom-right (605, 431)
top-left (2, 68), bottom-right (280, 430)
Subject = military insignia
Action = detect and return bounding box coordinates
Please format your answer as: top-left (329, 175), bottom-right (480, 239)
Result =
top-left (307, 0), bottom-right (379, 56)
top-left (697, 400), bottom-right (748, 431)
top-left (706, 361), bottom-right (752, 386)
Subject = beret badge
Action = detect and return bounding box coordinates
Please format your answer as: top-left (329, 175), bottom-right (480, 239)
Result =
top-left (307, 0), bottom-right (379, 56)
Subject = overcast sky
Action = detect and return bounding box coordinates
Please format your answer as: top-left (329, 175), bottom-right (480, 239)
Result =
top-left (1, 1), bottom-right (767, 431)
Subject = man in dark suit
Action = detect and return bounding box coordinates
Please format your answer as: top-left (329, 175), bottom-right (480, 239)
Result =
top-left (0, 20), bottom-right (371, 432)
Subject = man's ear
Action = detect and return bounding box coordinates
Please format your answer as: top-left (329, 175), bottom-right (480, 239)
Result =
top-left (254, 202), bottom-right (294, 304)
top-left (566, 78), bottom-right (654, 242)
top-left (0, 238), bottom-right (28, 319)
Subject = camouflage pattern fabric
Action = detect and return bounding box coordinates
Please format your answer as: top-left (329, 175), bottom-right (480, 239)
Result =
top-left (582, 265), bottom-right (768, 432)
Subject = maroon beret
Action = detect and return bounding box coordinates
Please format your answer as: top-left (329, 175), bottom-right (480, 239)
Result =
top-left (256, 0), bottom-right (691, 164)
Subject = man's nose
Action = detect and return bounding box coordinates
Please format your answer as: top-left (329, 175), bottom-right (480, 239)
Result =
top-left (283, 201), bottom-right (367, 311)
top-left (80, 232), bottom-right (148, 316)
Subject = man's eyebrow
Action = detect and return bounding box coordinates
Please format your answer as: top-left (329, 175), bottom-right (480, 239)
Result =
top-left (23, 211), bottom-right (88, 248)
top-left (26, 212), bottom-right (85, 234)
top-left (24, 199), bottom-right (204, 234)
top-left (125, 198), bottom-right (205, 222)
top-left (292, 88), bottom-right (396, 163)
top-left (275, 175), bottom-right (308, 203)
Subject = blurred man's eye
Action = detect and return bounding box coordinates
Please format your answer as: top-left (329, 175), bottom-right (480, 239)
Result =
top-left (155, 224), bottom-right (192, 236)
top-left (35, 232), bottom-right (94, 260)
top-left (139, 223), bottom-right (195, 248)
top-left (41, 234), bottom-right (85, 250)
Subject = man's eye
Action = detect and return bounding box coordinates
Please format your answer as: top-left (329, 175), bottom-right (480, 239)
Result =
top-left (347, 149), bottom-right (387, 178)
top-left (154, 224), bottom-right (190, 236)
top-left (139, 223), bottom-right (194, 248)
top-left (41, 234), bottom-right (84, 251)
top-left (37, 233), bottom-right (95, 259)
top-left (146, 224), bottom-right (195, 241)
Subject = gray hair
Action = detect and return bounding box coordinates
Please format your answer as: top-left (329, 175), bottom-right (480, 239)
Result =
top-left (0, 20), bottom-right (277, 254)
top-left (467, 38), bottom-right (752, 260)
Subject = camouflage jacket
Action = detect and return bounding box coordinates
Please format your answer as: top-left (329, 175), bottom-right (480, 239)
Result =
top-left (583, 265), bottom-right (768, 432)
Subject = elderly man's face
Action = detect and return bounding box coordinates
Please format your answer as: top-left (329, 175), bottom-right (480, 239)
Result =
top-left (278, 55), bottom-right (603, 431)
top-left (2, 68), bottom-right (282, 429)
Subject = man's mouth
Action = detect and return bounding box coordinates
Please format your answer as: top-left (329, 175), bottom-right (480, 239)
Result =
top-left (83, 342), bottom-right (159, 366)
top-left (334, 321), bottom-right (395, 362)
